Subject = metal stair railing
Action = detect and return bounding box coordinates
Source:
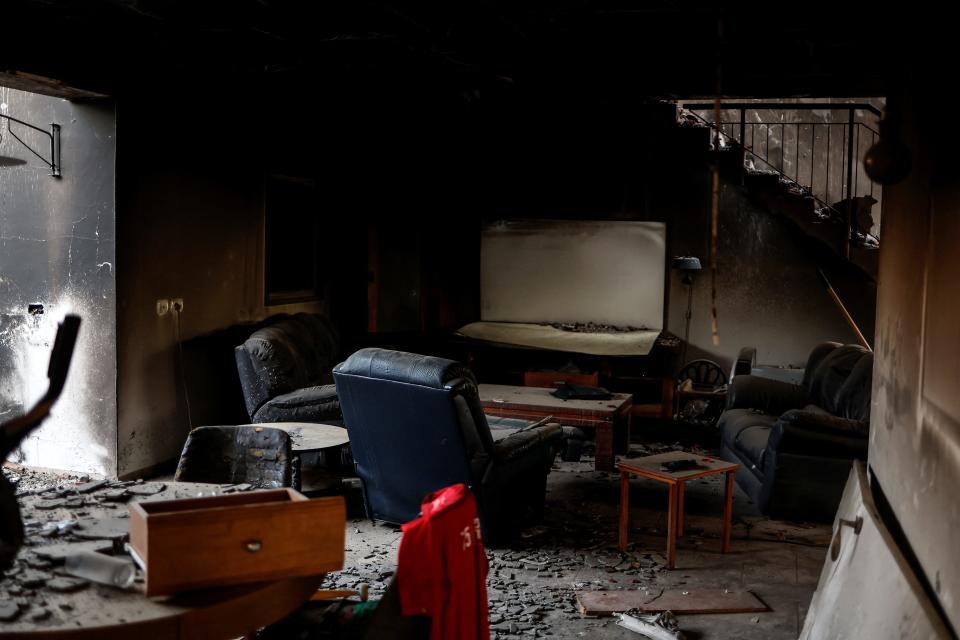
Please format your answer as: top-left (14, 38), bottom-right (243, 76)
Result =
top-left (680, 102), bottom-right (882, 256)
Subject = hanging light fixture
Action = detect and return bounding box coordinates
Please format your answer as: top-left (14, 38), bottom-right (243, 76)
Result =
top-left (0, 105), bottom-right (61, 177)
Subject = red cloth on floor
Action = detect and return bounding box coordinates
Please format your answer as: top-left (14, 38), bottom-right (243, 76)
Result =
top-left (397, 483), bottom-right (490, 640)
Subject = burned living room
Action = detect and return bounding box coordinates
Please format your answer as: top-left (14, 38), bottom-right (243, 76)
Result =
top-left (0, 2), bottom-right (955, 639)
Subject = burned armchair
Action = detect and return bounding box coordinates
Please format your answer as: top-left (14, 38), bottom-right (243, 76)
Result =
top-left (718, 342), bottom-right (872, 521)
top-left (234, 313), bottom-right (342, 424)
top-left (174, 425), bottom-right (300, 490)
top-left (333, 348), bottom-right (562, 544)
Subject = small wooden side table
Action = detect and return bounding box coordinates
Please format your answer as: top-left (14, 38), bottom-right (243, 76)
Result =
top-left (245, 422), bottom-right (350, 455)
top-left (617, 451), bottom-right (739, 569)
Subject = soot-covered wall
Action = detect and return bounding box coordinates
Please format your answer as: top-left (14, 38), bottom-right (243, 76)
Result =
top-left (115, 79), bottom-right (328, 478)
top-left (0, 87), bottom-right (116, 475)
top-left (869, 90), bottom-right (960, 632)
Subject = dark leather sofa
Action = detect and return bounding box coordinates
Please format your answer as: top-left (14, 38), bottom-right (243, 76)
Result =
top-left (333, 348), bottom-right (562, 544)
top-left (719, 342), bottom-right (873, 521)
top-left (234, 313), bottom-right (343, 424)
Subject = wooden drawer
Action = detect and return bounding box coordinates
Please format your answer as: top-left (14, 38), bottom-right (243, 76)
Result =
top-left (129, 489), bottom-right (344, 596)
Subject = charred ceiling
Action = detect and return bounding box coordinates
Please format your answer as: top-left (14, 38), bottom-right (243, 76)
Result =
top-left (1, 1), bottom-right (925, 102)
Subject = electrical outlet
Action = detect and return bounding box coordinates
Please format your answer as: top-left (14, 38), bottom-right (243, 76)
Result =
top-left (170, 298), bottom-right (184, 313)
top-left (156, 299), bottom-right (170, 316)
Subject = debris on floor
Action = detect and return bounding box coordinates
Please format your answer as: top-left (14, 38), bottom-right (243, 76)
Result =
top-left (576, 588), bottom-right (769, 616)
top-left (617, 610), bottom-right (685, 640)
top-left (318, 444), bottom-right (828, 639)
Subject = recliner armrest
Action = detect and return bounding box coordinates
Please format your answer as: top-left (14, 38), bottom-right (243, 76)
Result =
top-left (780, 409), bottom-right (868, 435)
top-left (493, 423), bottom-right (562, 463)
top-left (726, 375), bottom-right (806, 414)
top-left (732, 346), bottom-right (756, 380)
top-left (770, 409), bottom-right (868, 459)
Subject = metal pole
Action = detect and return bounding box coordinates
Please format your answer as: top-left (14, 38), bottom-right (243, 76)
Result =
top-left (795, 123), bottom-right (801, 184)
top-left (845, 109), bottom-right (855, 258)
top-left (826, 124), bottom-right (832, 204)
top-left (810, 125), bottom-right (816, 197)
top-left (780, 124), bottom-right (785, 172)
top-left (818, 269), bottom-right (871, 351)
top-left (739, 108), bottom-right (745, 146)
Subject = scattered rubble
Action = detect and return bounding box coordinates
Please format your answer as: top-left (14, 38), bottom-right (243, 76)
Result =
top-left (0, 599), bottom-right (22, 621)
top-left (1, 464), bottom-right (255, 629)
top-left (617, 610), bottom-right (685, 640)
top-left (546, 322), bottom-right (652, 334)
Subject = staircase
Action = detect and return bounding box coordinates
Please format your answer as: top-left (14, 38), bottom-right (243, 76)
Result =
top-left (672, 101), bottom-right (882, 281)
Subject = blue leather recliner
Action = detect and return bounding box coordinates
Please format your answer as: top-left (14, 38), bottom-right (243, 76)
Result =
top-left (719, 342), bottom-right (872, 521)
top-left (333, 348), bottom-right (561, 544)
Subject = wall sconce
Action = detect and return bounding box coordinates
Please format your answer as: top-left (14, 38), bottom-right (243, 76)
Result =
top-left (0, 111), bottom-right (61, 177)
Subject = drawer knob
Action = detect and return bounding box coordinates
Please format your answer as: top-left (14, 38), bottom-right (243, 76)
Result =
top-left (245, 539), bottom-right (263, 553)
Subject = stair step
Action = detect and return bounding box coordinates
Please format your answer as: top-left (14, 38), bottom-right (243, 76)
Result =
top-left (670, 109), bottom-right (877, 282)
top-left (743, 171), bottom-right (781, 190)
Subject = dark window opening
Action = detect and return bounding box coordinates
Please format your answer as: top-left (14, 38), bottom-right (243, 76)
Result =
top-left (264, 174), bottom-right (320, 305)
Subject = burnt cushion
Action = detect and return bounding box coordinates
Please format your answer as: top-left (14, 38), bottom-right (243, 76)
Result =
top-left (253, 384), bottom-right (341, 423)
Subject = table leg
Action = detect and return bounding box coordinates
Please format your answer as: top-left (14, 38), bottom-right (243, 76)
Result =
top-left (596, 423), bottom-right (614, 471)
top-left (677, 482), bottom-right (685, 538)
top-left (666, 482), bottom-right (678, 569)
top-left (619, 470), bottom-right (630, 552)
top-left (662, 376), bottom-right (675, 419)
top-left (722, 471), bottom-right (735, 553)
top-left (616, 412), bottom-right (632, 454)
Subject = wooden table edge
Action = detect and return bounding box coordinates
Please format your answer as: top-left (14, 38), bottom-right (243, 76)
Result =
top-left (616, 461), bottom-right (740, 484)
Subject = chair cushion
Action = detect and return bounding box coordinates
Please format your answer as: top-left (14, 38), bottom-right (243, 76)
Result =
top-left (719, 408), bottom-right (778, 471)
top-left (252, 384), bottom-right (341, 423)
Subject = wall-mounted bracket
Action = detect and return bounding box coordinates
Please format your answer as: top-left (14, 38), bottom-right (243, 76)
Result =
top-left (0, 113), bottom-right (61, 177)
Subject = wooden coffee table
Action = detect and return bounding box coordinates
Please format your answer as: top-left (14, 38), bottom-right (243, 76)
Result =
top-left (478, 383), bottom-right (633, 471)
top-left (617, 451), bottom-right (739, 569)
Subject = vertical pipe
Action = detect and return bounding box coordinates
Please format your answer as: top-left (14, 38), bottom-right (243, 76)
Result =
top-left (845, 109), bottom-right (856, 258)
top-left (780, 123), bottom-right (785, 172)
top-left (840, 125), bottom-right (847, 198)
top-left (739, 107), bottom-right (745, 146)
top-left (826, 124), bottom-right (832, 204)
top-left (795, 123), bottom-right (801, 185)
top-left (810, 124), bottom-right (816, 197)
top-left (854, 124), bottom-right (860, 197)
